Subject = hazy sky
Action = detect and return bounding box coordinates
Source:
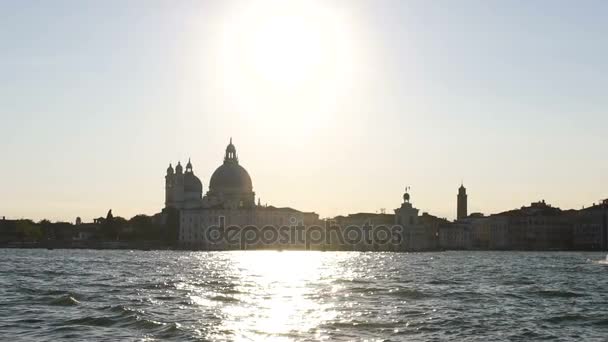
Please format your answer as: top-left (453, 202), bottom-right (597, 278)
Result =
top-left (1, 0), bottom-right (607, 222)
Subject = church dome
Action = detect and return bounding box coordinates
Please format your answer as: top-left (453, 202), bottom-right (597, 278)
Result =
top-left (209, 163), bottom-right (252, 193)
top-left (184, 172), bottom-right (203, 193)
top-left (208, 138), bottom-right (253, 194)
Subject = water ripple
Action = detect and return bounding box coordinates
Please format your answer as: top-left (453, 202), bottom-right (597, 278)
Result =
top-left (1, 249), bottom-right (608, 341)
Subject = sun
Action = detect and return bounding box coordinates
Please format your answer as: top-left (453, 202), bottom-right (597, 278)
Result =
top-left (218, 0), bottom-right (347, 90)
top-left (212, 0), bottom-right (361, 135)
top-left (244, 12), bottom-right (325, 88)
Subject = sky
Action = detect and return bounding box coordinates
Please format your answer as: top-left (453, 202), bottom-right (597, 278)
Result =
top-left (1, 0), bottom-right (607, 222)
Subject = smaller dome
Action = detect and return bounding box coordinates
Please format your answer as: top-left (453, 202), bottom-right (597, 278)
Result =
top-left (175, 162), bottom-right (183, 174)
top-left (184, 172), bottom-right (203, 193)
top-left (403, 192), bottom-right (410, 202)
top-left (166, 163), bottom-right (174, 175)
top-left (186, 158), bottom-right (193, 171)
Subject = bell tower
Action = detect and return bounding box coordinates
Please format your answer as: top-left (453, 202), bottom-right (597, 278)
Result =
top-left (165, 163), bottom-right (174, 208)
top-left (457, 183), bottom-right (468, 220)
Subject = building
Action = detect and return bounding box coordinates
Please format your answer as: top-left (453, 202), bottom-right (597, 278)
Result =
top-left (419, 212), bottom-right (449, 250)
top-left (175, 139), bottom-right (319, 249)
top-left (440, 213), bottom-right (483, 250)
top-left (503, 201), bottom-right (572, 250)
top-left (439, 223), bottom-right (472, 250)
top-left (457, 183), bottom-right (468, 220)
top-left (205, 138), bottom-right (256, 209)
top-left (331, 212), bottom-right (396, 251)
top-left (395, 189), bottom-right (436, 251)
top-left (573, 200), bottom-right (608, 250)
top-left (471, 201), bottom-right (573, 250)
top-left (165, 159), bottom-right (203, 210)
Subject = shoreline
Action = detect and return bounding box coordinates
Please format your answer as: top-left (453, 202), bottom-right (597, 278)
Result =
top-left (1, 242), bottom-right (605, 253)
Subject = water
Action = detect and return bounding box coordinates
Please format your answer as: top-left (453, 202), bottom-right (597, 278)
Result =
top-left (1, 250), bottom-right (608, 341)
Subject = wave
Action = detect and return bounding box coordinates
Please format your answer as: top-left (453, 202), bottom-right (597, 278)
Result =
top-left (591, 319), bottom-right (608, 326)
top-left (326, 320), bottom-right (400, 329)
top-left (501, 278), bottom-right (536, 286)
top-left (443, 291), bottom-right (486, 300)
top-left (334, 278), bottom-right (374, 285)
top-left (58, 312), bottom-right (179, 336)
top-left (104, 305), bottom-right (145, 317)
top-left (49, 295), bottom-right (80, 306)
top-left (210, 295), bottom-right (240, 303)
top-left (62, 316), bottom-right (117, 327)
top-left (391, 288), bottom-right (428, 299)
top-left (532, 290), bottom-right (587, 298)
top-left (427, 279), bottom-right (462, 285)
top-left (348, 286), bottom-right (387, 294)
top-left (545, 314), bottom-right (587, 324)
top-left (18, 287), bottom-right (68, 296)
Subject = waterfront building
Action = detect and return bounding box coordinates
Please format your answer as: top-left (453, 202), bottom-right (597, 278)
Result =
top-left (332, 213), bottom-right (395, 227)
top-left (174, 139), bottom-right (319, 249)
top-left (418, 212), bottom-right (449, 250)
top-left (573, 199), bottom-right (608, 250)
top-left (439, 223), bottom-right (472, 250)
top-left (466, 201), bottom-right (573, 250)
top-left (331, 212), bottom-right (396, 251)
top-left (497, 200), bottom-right (572, 250)
top-left (440, 214), bottom-right (483, 250)
top-left (395, 189), bottom-right (436, 251)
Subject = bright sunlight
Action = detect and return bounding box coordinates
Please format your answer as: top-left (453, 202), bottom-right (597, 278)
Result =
top-left (213, 0), bottom-right (364, 135)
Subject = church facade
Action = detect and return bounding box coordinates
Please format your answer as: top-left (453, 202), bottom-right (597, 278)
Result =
top-left (166, 139), bottom-right (320, 249)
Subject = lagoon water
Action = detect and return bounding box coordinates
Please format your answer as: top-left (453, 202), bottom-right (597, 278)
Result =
top-left (1, 249), bottom-right (608, 341)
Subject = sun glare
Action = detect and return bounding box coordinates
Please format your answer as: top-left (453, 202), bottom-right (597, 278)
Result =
top-left (216, 251), bottom-right (336, 340)
top-left (213, 0), bottom-right (362, 135)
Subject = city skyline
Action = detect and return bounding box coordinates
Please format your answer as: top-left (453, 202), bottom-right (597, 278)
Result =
top-left (1, 0), bottom-right (607, 221)
top-left (2, 135), bottom-right (605, 223)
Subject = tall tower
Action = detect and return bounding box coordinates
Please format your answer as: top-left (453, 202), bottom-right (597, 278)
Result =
top-left (165, 163), bottom-right (174, 208)
top-left (174, 161), bottom-right (185, 205)
top-left (457, 183), bottom-right (468, 220)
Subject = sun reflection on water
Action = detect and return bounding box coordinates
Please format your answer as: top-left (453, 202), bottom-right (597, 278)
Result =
top-left (216, 251), bottom-right (339, 341)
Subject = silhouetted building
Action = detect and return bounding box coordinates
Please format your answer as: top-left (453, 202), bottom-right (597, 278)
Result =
top-left (206, 138), bottom-right (256, 209)
top-left (165, 159), bottom-right (203, 210)
top-left (466, 201), bottom-right (572, 250)
top-left (457, 183), bottom-right (468, 220)
top-left (443, 214), bottom-right (485, 249)
top-left (573, 200), bottom-right (608, 250)
top-left (439, 223), bottom-right (472, 250)
top-left (176, 139), bottom-right (319, 249)
top-left (419, 212), bottom-right (449, 250)
top-left (395, 189), bottom-right (436, 251)
top-left (332, 212), bottom-right (396, 251)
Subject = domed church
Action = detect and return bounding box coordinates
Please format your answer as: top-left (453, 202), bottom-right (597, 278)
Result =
top-left (165, 138), bottom-right (321, 249)
top-left (164, 138), bottom-right (255, 210)
top-left (206, 138), bottom-right (255, 209)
